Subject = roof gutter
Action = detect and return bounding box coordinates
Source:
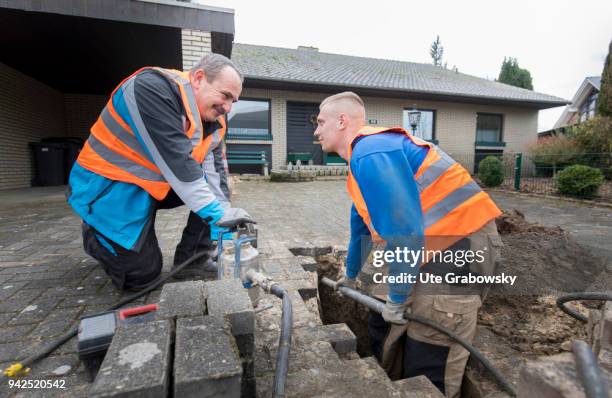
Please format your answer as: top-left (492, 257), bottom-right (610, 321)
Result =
top-left (243, 77), bottom-right (569, 110)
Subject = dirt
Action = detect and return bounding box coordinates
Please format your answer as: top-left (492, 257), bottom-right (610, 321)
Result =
top-left (480, 209), bottom-right (607, 357)
top-left (314, 253), bottom-right (373, 357)
top-left (311, 209), bottom-right (608, 366)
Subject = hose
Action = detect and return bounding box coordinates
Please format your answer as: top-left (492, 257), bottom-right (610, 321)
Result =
top-left (321, 277), bottom-right (518, 397)
top-left (246, 270), bottom-right (293, 398)
top-left (556, 292), bottom-right (612, 323)
top-left (572, 340), bottom-right (610, 398)
top-left (2, 250), bottom-right (210, 381)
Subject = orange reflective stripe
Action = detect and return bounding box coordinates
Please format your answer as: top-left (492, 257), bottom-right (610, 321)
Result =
top-left (106, 100), bottom-right (134, 136)
top-left (90, 117), bottom-right (160, 173)
top-left (425, 191), bottom-right (501, 236)
top-left (345, 125), bottom-right (502, 253)
top-left (78, 143), bottom-right (170, 200)
top-left (419, 163), bottom-right (472, 212)
top-left (346, 172), bottom-right (384, 243)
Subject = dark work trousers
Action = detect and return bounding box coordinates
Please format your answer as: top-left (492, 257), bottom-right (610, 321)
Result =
top-left (82, 190), bottom-right (213, 291)
top-left (368, 311), bottom-right (450, 395)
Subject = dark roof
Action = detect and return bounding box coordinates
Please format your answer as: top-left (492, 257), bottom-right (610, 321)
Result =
top-left (0, 0), bottom-right (234, 33)
top-left (232, 43), bottom-right (568, 109)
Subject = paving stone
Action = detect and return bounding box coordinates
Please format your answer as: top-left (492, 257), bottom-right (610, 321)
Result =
top-left (29, 318), bottom-right (77, 340)
top-left (8, 298), bottom-right (62, 325)
top-left (174, 315), bottom-right (242, 398)
top-left (11, 271), bottom-right (68, 282)
top-left (206, 278), bottom-right (255, 337)
top-left (518, 352), bottom-right (612, 398)
top-left (0, 289), bottom-right (42, 313)
top-left (0, 323), bottom-right (36, 342)
top-left (58, 294), bottom-right (119, 308)
top-left (294, 323), bottom-right (357, 355)
top-left (394, 375), bottom-right (445, 397)
top-left (28, 354), bottom-right (80, 378)
top-left (0, 340), bottom-right (41, 362)
top-left (157, 281), bottom-right (206, 319)
top-left (90, 320), bottom-right (172, 398)
top-left (0, 281), bottom-right (30, 300)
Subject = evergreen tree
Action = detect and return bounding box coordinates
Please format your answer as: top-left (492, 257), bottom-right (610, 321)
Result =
top-left (430, 36), bottom-right (444, 67)
top-left (497, 57), bottom-right (534, 90)
top-left (598, 39), bottom-right (612, 117)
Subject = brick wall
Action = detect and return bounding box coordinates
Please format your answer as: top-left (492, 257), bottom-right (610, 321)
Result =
top-left (0, 63), bottom-right (66, 190)
top-left (232, 87), bottom-right (539, 170)
top-left (181, 29), bottom-right (212, 70)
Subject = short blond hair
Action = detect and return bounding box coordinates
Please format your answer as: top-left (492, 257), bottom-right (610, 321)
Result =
top-left (319, 91), bottom-right (364, 110)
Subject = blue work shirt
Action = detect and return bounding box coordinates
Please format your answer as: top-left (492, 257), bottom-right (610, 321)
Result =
top-left (345, 132), bottom-right (427, 303)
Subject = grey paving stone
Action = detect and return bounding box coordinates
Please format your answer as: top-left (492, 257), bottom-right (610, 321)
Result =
top-left (0, 289), bottom-right (42, 313)
top-left (0, 323), bottom-right (36, 342)
top-left (205, 278), bottom-right (254, 337)
top-left (0, 281), bottom-right (30, 300)
top-left (27, 354), bottom-right (80, 378)
top-left (90, 320), bottom-right (172, 398)
top-left (11, 271), bottom-right (68, 282)
top-left (295, 323), bottom-right (357, 355)
top-left (8, 298), bottom-right (62, 325)
top-left (157, 281), bottom-right (206, 319)
top-left (0, 340), bottom-right (40, 362)
top-left (174, 315), bottom-right (242, 398)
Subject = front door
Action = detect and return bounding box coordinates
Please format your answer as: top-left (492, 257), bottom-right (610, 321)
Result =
top-left (286, 101), bottom-right (322, 165)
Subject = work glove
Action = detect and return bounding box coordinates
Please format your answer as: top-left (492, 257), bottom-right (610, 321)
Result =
top-left (381, 299), bottom-right (409, 325)
top-left (212, 207), bottom-right (255, 241)
top-left (334, 275), bottom-right (357, 292)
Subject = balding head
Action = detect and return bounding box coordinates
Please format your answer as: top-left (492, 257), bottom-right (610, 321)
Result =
top-left (314, 92), bottom-right (366, 160)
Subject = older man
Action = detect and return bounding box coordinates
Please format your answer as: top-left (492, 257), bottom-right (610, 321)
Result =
top-left (314, 91), bottom-right (503, 398)
top-left (67, 53), bottom-right (246, 290)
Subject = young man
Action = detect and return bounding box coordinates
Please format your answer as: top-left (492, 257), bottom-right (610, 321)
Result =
top-left (67, 53), bottom-right (249, 290)
top-left (314, 91), bottom-right (503, 398)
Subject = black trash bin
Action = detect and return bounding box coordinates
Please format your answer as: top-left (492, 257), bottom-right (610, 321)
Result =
top-left (42, 137), bottom-right (84, 183)
top-left (30, 142), bottom-right (65, 186)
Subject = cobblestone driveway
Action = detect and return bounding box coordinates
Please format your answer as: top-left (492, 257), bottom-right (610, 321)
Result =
top-left (0, 180), bottom-right (610, 396)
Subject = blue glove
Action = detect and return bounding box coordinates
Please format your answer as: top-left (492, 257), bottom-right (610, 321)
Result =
top-left (196, 200), bottom-right (231, 241)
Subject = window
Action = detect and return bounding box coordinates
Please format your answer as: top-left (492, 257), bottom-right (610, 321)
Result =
top-left (227, 99), bottom-right (271, 139)
top-left (402, 109), bottom-right (435, 141)
top-left (580, 92), bottom-right (598, 122)
top-left (476, 113), bottom-right (503, 143)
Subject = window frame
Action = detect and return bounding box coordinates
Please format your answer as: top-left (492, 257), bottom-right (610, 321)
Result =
top-left (226, 97), bottom-right (272, 141)
top-left (475, 112), bottom-right (504, 145)
top-left (402, 108), bottom-right (437, 142)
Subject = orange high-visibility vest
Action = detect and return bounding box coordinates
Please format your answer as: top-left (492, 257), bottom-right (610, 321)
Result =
top-left (346, 126), bottom-right (501, 250)
top-left (76, 67), bottom-right (227, 200)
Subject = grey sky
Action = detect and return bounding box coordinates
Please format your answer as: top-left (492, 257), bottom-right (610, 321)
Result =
top-left (198, 0), bottom-right (611, 132)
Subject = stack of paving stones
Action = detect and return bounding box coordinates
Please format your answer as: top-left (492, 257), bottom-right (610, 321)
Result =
top-left (89, 279), bottom-right (252, 398)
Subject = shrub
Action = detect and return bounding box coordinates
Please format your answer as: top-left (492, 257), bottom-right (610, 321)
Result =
top-left (527, 134), bottom-right (583, 175)
top-left (555, 165), bottom-right (604, 198)
top-left (568, 116), bottom-right (612, 154)
top-left (477, 156), bottom-right (504, 187)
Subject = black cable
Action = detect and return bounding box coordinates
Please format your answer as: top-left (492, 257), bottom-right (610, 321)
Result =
top-left (320, 277), bottom-right (517, 397)
top-left (270, 284), bottom-right (293, 398)
top-left (556, 292), bottom-right (612, 323)
top-left (1, 250), bottom-right (210, 382)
